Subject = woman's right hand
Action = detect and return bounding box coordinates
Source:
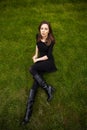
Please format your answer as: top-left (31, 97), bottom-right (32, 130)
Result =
top-left (32, 55), bottom-right (37, 59)
top-left (32, 55), bottom-right (37, 63)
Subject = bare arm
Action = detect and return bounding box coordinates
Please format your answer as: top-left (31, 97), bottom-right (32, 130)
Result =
top-left (36, 42), bottom-right (54, 62)
top-left (32, 45), bottom-right (48, 63)
top-left (35, 55), bottom-right (48, 62)
top-left (32, 45), bottom-right (39, 59)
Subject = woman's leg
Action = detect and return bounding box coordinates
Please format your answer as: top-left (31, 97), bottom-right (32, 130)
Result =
top-left (22, 80), bottom-right (39, 125)
top-left (29, 64), bottom-right (55, 102)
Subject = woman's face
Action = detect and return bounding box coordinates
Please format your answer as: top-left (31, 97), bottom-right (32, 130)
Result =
top-left (40, 24), bottom-right (49, 39)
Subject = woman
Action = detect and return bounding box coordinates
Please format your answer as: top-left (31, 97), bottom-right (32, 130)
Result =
top-left (22, 21), bottom-right (57, 125)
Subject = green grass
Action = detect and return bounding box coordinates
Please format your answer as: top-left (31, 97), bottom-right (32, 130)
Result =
top-left (0, 0), bottom-right (87, 130)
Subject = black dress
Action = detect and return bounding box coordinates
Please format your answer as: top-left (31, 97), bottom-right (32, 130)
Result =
top-left (31, 41), bottom-right (57, 73)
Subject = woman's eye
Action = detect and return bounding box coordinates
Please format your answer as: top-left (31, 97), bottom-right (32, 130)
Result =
top-left (45, 28), bottom-right (48, 30)
top-left (40, 27), bottom-right (48, 31)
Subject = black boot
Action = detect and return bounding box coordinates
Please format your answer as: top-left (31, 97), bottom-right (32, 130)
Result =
top-left (22, 89), bottom-right (35, 125)
top-left (34, 74), bottom-right (55, 102)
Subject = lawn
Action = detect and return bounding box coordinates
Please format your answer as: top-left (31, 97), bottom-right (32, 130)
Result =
top-left (0, 0), bottom-right (87, 130)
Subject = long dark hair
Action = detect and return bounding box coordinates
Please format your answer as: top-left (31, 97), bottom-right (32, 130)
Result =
top-left (36, 21), bottom-right (55, 45)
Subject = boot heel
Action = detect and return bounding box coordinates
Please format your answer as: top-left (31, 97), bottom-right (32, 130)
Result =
top-left (47, 86), bottom-right (55, 102)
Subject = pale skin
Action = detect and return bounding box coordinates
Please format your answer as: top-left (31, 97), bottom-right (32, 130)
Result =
top-left (32, 24), bottom-right (49, 63)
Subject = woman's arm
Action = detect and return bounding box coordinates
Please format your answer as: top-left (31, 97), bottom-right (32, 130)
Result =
top-left (32, 45), bottom-right (48, 63)
top-left (33, 54), bottom-right (48, 63)
top-left (34, 55), bottom-right (48, 62)
top-left (32, 45), bottom-right (38, 59)
top-left (32, 42), bottom-right (54, 63)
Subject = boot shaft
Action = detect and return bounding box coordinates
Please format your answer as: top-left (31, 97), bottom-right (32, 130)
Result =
top-left (27, 89), bottom-right (36, 103)
top-left (34, 74), bottom-right (48, 89)
top-left (34, 73), bottom-right (55, 102)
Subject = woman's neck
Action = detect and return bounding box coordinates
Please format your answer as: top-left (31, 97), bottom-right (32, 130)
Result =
top-left (41, 37), bottom-right (47, 42)
top-left (41, 39), bottom-right (46, 42)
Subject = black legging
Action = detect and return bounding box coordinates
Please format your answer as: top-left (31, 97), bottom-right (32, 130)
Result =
top-left (29, 64), bottom-right (44, 91)
top-left (29, 62), bottom-right (47, 91)
top-left (29, 59), bottom-right (54, 75)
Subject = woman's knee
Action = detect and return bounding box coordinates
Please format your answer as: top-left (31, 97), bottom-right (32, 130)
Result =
top-left (29, 66), bottom-right (33, 74)
top-left (29, 66), bottom-right (37, 75)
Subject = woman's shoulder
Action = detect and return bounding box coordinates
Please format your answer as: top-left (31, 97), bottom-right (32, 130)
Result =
top-left (36, 40), bottom-right (41, 44)
top-left (49, 41), bottom-right (55, 46)
top-left (36, 41), bottom-right (42, 46)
